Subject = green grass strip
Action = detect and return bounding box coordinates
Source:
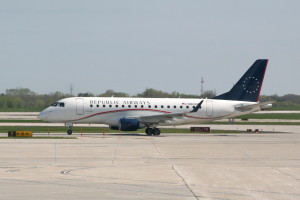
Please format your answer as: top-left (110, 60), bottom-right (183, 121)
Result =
top-left (0, 137), bottom-right (76, 139)
top-left (0, 120), bottom-right (43, 123)
top-left (0, 126), bottom-right (279, 134)
top-left (237, 113), bottom-right (300, 120)
top-left (208, 121), bottom-right (300, 125)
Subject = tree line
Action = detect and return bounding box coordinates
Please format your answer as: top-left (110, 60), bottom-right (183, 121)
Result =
top-left (0, 88), bottom-right (299, 111)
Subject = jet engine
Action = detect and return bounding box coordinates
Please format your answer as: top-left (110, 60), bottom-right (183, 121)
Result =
top-left (110, 118), bottom-right (144, 131)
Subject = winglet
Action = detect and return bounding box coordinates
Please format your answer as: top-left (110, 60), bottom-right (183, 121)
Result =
top-left (190, 100), bottom-right (204, 113)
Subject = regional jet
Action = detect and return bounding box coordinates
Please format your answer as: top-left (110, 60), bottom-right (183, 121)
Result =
top-left (38, 59), bottom-right (272, 135)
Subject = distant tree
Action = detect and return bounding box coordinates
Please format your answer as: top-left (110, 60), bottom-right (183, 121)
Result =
top-left (35, 99), bottom-right (45, 108)
top-left (2, 87), bottom-right (300, 111)
top-left (78, 92), bottom-right (94, 97)
top-left (137, 88), bottom-right (171, 98)
top-left (5, 88), bottom-right (35, 108)
top-left (200, 90), bottom-right (217, 99)
top-left (15, 97), bottom-right (24, 108)
top-left (179, 94), bottom-right (201, 98)
top-left (98, 89), bottom-right (129, 97)
top-left (6, 88), bottom-right (36, 96)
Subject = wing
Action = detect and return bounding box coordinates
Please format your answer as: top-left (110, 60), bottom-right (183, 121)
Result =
top-left (138, 112), bottom-right (186, 124)
top-left (131, 100), bottom-right (204, 125)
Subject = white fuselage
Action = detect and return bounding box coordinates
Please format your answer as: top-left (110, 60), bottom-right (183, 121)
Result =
top-left (38, 97), bottom-right (259, 127)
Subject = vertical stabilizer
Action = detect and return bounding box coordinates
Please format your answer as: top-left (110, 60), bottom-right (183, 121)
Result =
top-left (213, 59), bottom-right (268, 102)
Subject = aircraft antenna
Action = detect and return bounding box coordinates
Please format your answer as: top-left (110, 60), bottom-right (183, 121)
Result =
top-left (70, 84), bottom-right (74, 96)
top-left (200, 77), bottom-right (204, 96)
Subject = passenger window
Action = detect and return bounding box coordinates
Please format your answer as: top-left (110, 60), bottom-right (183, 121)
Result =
top-left (122, 105), bottom-right (125, 108)
top-left (103, 105), bottom-right (106, 107)
top-left (109, 105), bottom-right (112, 107)
top-left (90, 105), bottom-right (93, 107)
top-left (141, 105), bottom-right (144, 108)
top-left (128, 105), bottom-right (131, 108)
top-left (155, 105), bottom-right (157, 108)
top-left (167, 105), bottom-right (170, 108)
top-left (180, 106), bottom-right (183, 109)
top-left (174, 105), bottom-right (176, 108)
top-left (186, 106), bottom-right (189, 109)
top-left (97, 105), bottom-right (99, 108)
top-left (161, 105), bottom-right (164, 108)
top-left (148, 105), bottom-right (151, 108)
top-left (134, 105), bottom-right (137, 108)
top-left (116, 105), bottom-right (118, 108)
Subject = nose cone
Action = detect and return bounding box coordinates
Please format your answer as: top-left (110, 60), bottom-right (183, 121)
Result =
top-left (37, 111), bottom-right (48, 121)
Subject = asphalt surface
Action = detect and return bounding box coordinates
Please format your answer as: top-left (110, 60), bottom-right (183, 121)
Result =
top-left (1, 112), bottom-right (300, 199)
top-left (1, 131), bottom-right (300, 200)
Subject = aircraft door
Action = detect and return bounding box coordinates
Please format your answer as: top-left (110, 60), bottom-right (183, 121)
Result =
top-left (206, 100), bottom-right (213, 116)
top-left (76, 98), bottom-right (84, 115)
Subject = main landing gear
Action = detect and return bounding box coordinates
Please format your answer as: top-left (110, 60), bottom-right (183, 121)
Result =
top-left (145, 127), bottom-right (161, 136)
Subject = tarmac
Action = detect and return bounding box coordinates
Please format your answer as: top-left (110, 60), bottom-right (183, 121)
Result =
top-left (1, 112), bottom-right (300, 199)
top-left (1, 131), bottom-right (300, 200)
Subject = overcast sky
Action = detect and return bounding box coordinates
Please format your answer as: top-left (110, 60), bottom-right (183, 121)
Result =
top-left (1, 0), bottom-right (299, 96)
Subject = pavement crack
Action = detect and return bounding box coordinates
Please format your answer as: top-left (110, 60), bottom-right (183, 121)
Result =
top-left (172, 165), bottom-right (198, 200)
top-left (112, 145), bottom-right (117, 166)
top-left (152, 142), bottom-right (162, 156)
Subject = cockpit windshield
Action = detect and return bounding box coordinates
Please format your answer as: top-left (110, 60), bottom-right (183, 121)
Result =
top-left (51, 102), bottom-right (59, 107)
top-left (51, 102), bottom-right (65, 107)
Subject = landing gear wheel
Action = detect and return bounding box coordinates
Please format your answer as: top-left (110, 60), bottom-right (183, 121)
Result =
top-left (153, 128), bottom-right (161, 136)
top-left (145, 128), bottom-right (153, 136)
top-left (67, 129), bottom-right (73, 135)
top-left (65, 123), bottom-right (73, 135)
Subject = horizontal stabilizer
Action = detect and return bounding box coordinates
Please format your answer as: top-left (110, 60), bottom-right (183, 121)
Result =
top-left (235, 101), bottom-right (273, 112)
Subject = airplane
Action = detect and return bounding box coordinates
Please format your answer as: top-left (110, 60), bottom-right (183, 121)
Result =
top-left (38, 59), bottom-right (272, 135)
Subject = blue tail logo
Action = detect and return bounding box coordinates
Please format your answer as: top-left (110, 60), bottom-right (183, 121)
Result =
top-left (213, 59), bottom-right (268, 102)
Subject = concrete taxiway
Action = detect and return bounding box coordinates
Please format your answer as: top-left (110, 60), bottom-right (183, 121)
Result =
top-left (1, 132), bottom-right (300, 200)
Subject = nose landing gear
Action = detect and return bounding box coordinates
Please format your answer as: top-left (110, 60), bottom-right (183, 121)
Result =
top-left (65, 123), bottom-right (73, 135)
top-left (67, 129), bottom-right (73, 135)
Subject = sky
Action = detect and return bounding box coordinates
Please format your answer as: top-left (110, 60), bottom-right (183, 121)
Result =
top-left (1, 0), bottom-right (299, 96)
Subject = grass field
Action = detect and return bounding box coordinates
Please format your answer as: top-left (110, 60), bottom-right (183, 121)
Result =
top-left (0, 126), bottom-right (253, 134)
top-left (0, 136), bottom-right (76, 139)
top-left (0, 108), bottom-right (43, 112)
top-left (271, 106), bottom-right (300, 111)
top-left (236, 113), bottom-right (300, 120)
top-left (0, 120), bottom-right (43, 123)
top-left (208, 121), bottom-right (300, 125)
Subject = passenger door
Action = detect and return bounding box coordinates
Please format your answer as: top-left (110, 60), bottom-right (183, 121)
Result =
top-left (76, 98), bottom-right (84, 115)
top-left (206, 100), bottom-right (213, 116)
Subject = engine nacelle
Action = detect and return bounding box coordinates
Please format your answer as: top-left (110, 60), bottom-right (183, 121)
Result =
top-left (109, 118), bottom-right (144, 131)
top-left (120, 118), bottom-right (140, 131)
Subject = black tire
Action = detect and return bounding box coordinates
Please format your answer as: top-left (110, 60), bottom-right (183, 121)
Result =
top-left (153, 128), bottom-right (161, 136)
top-left (67, 130), bottom-right (73, 135)
top-left (145, 128), bottom-right (153, 136)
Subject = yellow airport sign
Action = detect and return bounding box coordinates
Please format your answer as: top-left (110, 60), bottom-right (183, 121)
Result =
top-left (8, 131), bottom-right (33, 137)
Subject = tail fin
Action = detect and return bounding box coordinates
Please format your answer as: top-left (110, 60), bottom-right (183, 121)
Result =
top-left (213, 59), bottom-right (268, 102)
